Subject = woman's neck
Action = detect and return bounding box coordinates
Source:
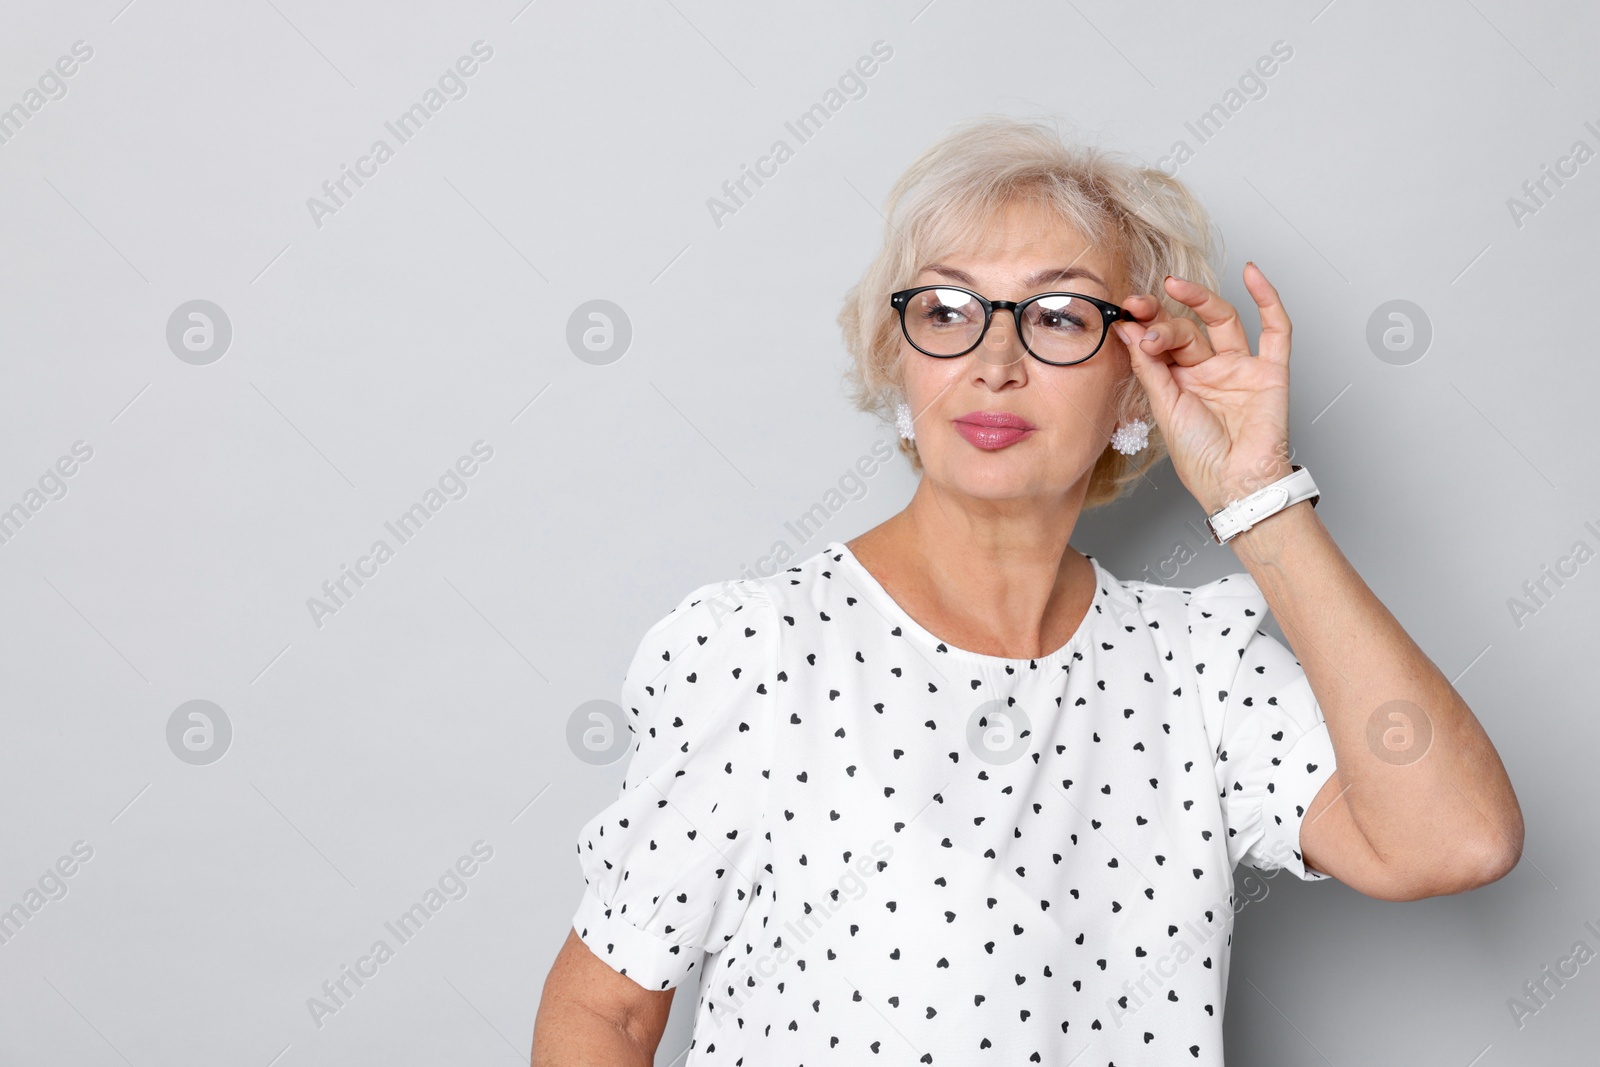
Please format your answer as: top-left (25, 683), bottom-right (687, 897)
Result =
top-left (844, 492), bottom-right (1096, 660)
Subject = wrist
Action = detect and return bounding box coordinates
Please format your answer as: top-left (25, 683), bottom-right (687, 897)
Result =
top-left (1228, 494), bottom-right (1318, 559)
top-left (1205, 457), bottom-right (1294, 515)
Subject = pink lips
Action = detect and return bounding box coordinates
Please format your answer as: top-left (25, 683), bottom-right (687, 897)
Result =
top-left (952, 410), bottom-right (1037, 451)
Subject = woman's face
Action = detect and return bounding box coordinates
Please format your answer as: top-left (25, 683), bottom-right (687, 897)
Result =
top-left (899, 197), bottom-right (1132, 504)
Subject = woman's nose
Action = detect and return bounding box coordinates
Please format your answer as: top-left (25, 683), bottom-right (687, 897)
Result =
top-left (980, 313), bottom-right (1026, 365)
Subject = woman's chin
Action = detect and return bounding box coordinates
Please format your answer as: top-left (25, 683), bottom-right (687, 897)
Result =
top-left (929, 460), bottom-right (1054, 500)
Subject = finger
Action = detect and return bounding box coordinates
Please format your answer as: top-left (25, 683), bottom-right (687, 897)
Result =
top-left (1162, 275), bottom-right (1251, 358)
top-left (1116, 321), bottom-right (1182, 419)
top-left (1119, 316), bottom-right (1215, 369)
top-left (1243, 262), bottom-right (1292, 367)
top-left (1119, 292), bottom-right (1169, 326)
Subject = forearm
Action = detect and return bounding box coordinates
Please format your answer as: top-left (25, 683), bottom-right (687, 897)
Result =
top-left (1226, 500), bottom-right (1522, 885)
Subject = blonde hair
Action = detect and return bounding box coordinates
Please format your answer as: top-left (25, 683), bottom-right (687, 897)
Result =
top-left (838, 114), bottom-right (1223, 509)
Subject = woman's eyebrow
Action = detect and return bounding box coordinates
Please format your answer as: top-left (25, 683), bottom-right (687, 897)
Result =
top-left (923, 264), bottom-right (1108, 290)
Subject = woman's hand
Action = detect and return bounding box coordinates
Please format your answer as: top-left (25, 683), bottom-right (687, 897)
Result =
top-left (1114, 263), bottom-right (1295, 515)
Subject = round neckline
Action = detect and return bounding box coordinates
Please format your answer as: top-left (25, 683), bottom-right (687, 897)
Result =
top-left (825, 540), bottom-right (1107, 669)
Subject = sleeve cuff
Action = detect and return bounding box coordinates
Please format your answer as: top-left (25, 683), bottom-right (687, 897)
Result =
top-left (571, 885), bottom-right (706, 991)
top-left (1261, 719), bottom-right (1339, 881)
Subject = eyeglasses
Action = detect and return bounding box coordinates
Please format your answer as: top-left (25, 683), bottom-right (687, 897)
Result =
top-left (890, 285), bottom-right (1136, 366)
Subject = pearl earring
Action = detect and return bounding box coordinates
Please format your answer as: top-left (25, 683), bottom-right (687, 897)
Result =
top-left (1110, 417), bottom-right (1150, 456)
top-left (895, 400), bottom-right (916, 442)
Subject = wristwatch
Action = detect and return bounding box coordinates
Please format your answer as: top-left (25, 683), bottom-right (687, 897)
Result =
top-left (1204, 464), bottom-right (1319, 545)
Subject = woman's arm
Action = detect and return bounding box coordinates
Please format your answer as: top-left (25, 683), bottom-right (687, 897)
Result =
top-left (1229, 497), bottom-right (1524, 900)
top-left (532, 929), bottom-right (675, 1066)
top-left (1116, 265), bottom-right (1523, 902)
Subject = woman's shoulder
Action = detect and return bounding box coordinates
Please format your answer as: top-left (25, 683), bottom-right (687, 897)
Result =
top-left (632, 542), bottom-right (845, 657)
top-left (642, 574), bottom-right (774, 649)
top-left (1105, 561), bottom-right (1266, 610)
top-left (692, 542), bottom-right (844, 611)
top-left (1095, 561), bottom-right (1271, 643)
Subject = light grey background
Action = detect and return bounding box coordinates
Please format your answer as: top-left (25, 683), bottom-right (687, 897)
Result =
top-left (1, 0), bottom-right (1595, 1064)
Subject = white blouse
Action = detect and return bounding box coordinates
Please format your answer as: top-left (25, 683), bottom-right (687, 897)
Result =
top-left (572, 540), bottom-right (1338, 1066)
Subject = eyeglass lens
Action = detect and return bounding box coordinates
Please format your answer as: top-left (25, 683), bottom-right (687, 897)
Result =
top-left (902, 288), bottom-right (1108, 361)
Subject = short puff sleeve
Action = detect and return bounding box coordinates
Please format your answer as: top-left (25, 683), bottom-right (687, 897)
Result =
top-left (571, 577), bottom-right (778, 990)
top-left (1188, 572), bottom-right (1338, 882)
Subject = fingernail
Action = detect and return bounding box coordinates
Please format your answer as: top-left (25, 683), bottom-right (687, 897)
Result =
top-left (1142, 329), bottom-right (1159, 342)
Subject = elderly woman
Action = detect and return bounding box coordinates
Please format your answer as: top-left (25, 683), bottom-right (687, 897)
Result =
top-left (532, 116), bottom-right (1522, 1066)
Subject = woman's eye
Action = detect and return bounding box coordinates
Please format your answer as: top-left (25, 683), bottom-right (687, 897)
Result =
top-left (1039, 311), bottom-right (1086, 330)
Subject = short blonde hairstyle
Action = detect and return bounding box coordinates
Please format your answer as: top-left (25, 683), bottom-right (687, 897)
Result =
top-left (838, 114), bottom-right (1223, 509)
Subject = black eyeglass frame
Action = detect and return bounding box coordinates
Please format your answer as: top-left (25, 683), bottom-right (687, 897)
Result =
top-left (890, 285), bottom-right (1138, 366)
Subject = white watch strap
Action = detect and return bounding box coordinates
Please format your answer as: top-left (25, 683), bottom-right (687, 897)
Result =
top-left (1205, 464), bottom-right (1319, 544)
